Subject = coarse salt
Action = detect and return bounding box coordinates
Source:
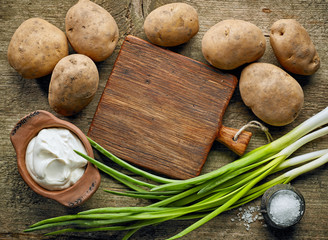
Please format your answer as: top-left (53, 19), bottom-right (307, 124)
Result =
top-left (231, 205), bottom-right (265, 231)
top-left (268, 190), bottom-right (302, 226)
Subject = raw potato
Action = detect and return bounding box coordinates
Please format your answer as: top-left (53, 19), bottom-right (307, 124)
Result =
top-left (7, 18), bottom-right (68, 79)
top-left (202, 19), bottom-right (266, 70)
top-left (48, 54), bottom-right (99, 116)
top-left (270, 19), bottom-right (320, 75)
top-left (65, 0), bottom-right (119, 62)
top-left (144, 3), bottom-right (199, 47)
top-left (239, 63), bottom-right (304, 126)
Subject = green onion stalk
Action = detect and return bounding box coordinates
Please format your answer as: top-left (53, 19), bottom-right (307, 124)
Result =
top-left (25, 107), bottom-right (328, 239)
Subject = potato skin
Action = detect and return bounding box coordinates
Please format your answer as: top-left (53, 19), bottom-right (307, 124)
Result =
top-left (7, 18), bottom-right (68, 79)
top-left (239, 63), bottom-right (304, 126)
top-left (48, 54), bottom-right (99, 116)
top-left (270, 19), bottom-right (320, 75)
top-left (65, 0), bottom-right (119, 62)
top-left (144, 3), bottom-right (199, 47)
top-left (202, 19), bottom-right (266, 70)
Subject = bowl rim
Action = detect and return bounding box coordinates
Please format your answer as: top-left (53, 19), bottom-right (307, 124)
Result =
top-left (10, 110), bottom-right (101, 207)
top-left (260, 184), bottom-right (305, 229)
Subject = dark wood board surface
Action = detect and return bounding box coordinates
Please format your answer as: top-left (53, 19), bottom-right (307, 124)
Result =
top-left (88, 35), bottom-right (238, 179)
top-left (1, 1), bottom-right (328, 240)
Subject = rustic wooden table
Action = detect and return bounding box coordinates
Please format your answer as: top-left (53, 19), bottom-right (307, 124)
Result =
top-left (1, 0), bottom-right (328, 239)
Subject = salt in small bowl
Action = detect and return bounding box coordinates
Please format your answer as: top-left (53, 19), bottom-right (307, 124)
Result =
top-left (261, 184), bottom-right (305, 229)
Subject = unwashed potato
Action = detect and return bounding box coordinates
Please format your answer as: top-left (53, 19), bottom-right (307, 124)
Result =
top-left (7, 18), bottom-right (68, 79)
top-left (48, 54), bottom-right (99, 116)
top-left (270, 19), bottom-right (320, 75)
top-left (65, 0), bottom-right (119, 62)
top-left (144, 3), bottom-right (199, 47)
top-left (239, 63), bottom-right (304, 126)
top-left (202, 19), bottom-right (266, 70)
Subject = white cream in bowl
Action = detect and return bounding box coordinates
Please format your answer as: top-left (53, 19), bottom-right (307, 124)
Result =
top-left (25, 128), bottom-right (88, 190)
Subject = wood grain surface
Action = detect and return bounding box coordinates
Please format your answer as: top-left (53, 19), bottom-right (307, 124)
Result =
top-left (88, 35), bottom-right (238, 179)
top-left (1, 0), bottom-right (328, 240)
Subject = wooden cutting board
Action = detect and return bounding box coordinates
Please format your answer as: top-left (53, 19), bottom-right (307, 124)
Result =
top-left (88, 35), bottom-right (251, 179)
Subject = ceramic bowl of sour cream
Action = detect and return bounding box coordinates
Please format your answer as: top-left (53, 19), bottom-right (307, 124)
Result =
top-left (10, 110), bottom-right (101, 207)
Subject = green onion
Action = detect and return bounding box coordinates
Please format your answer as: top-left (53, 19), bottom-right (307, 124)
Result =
top-left (87, 136), bottom-right (177, 184)
top-left (25, 107), bottom-right (328, 239)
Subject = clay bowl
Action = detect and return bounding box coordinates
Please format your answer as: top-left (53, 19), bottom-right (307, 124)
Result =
top-left (10, 110), bottom-right (101, 207)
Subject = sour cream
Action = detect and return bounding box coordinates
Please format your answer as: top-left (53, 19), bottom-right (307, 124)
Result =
top-left (25, 128), bottom-right (88, 190)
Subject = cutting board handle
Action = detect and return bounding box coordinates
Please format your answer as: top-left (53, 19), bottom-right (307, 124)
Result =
top-left (216, 125), bottom-right (252, 156)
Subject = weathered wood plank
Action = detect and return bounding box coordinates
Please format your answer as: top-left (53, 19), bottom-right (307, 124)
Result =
top-left (88, 35), bottom-right (239, 179)
top-left (1, 0), bottom-right (327, 239)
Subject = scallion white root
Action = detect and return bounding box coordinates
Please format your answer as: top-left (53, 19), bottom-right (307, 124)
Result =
top-left (25, 107), bottom-right (328, 239)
